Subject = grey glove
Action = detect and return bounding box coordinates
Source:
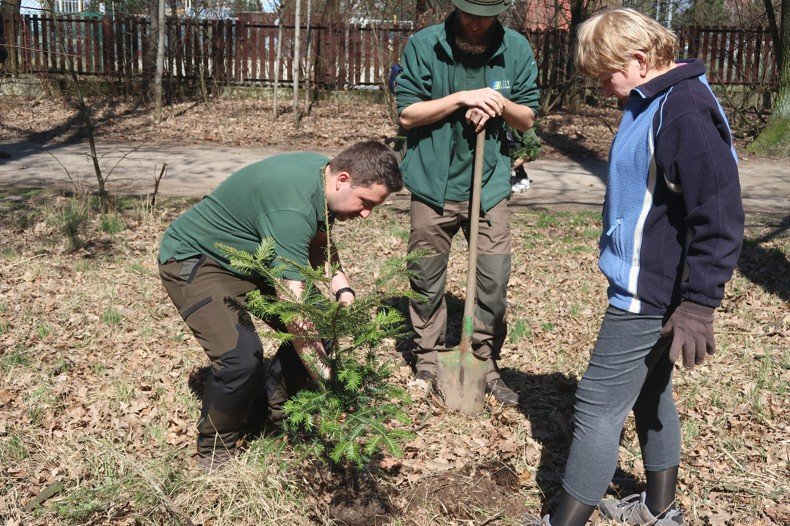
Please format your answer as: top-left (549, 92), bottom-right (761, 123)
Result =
top-left (660, 301), bottom-right (716, 369)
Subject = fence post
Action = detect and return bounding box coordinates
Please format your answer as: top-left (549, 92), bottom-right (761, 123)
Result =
top-left (41, 14), bottom-right (49, 72)
top-left (226, 19), bottom-right (234, 85)
top-left (30, 14), bottom-right (40, 72)
top-left (201, 18), bottom-right (208, 84)
top-left (725, 28), bottom-right (735, 83)
top-left (235, 15), bottom-right (244, 82)
top-left (211, 19), bottom-right (220, 84)
top-left (4, 14), bottom-right (17, 75)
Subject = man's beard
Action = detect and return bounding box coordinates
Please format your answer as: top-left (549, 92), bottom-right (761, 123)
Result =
top-left (451, 14), bottom-right (501, 67)
top-left (454, 31), bottom-right (490, 56)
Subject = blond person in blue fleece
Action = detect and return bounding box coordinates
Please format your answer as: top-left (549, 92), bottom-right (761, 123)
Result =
top-left (524, 9), bottom-right (743, 526)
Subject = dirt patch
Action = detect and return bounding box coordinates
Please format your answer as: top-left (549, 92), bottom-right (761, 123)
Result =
top-left (537, 105), bottom-right (620, 160)
top-left (327, 473), bottom-right (396, 526)
top-left (0, 97), bottom-right (397, 153)
top-left (402, 461), bottom-right (528, 523)
top-left (0, 95), bottom-right (621, 161)
top-left (0, 92), bottom-right (770, 165)
top-left (301, 461), bottom-right (530, 526)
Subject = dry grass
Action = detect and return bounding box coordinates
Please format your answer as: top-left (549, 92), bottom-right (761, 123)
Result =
top-left (0, 190), bottom-right (787, 525)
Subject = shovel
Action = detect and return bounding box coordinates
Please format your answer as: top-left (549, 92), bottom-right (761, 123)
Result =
top-left (436, 130), bottom-right (488, 414)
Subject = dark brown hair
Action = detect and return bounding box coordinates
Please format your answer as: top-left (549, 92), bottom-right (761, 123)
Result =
top-left (329, 141), bottom-right (403, 192)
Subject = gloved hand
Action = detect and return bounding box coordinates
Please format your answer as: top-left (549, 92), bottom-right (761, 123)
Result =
top-left (660, 301), bottom-right (716, 369)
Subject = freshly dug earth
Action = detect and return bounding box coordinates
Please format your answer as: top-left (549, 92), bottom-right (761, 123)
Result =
top-left (403, 461), bottom-right (529, 523)
top-left (326, 472), bottom-right (395, 526)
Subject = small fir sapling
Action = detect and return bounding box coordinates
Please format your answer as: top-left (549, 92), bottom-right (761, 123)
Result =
top-left (219, 238), bottom-right (418, 469)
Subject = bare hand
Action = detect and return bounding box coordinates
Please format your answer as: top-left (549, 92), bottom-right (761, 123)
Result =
top-left (300, 338), bottom-right (333, 382)
top-left (337, 291), bottom-right (355, 307)
top-left (314, 356), bottom-right (332, 381)
top-left (458, 88), bottom-right (506, 119)
top-left (465, 108), bottom-right (491, 133)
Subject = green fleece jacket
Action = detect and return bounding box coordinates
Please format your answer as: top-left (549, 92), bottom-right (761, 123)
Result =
top-left (396, 14), bottom-right (540, 212)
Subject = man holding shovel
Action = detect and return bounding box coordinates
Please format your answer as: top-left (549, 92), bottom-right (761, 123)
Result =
top-left (396, 0), bottom-right (539, 406)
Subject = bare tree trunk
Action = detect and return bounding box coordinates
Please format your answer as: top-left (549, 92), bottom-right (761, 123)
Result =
top-left (344, 24), bottom-right (349, 88)
top-left (142, 0), bottom-right (159, 101)
top-left (150, 163), bottom-right (167, 208)
top-left (198, 56), bottom-right (209, 104)
top-left (775, 0), bottom-right (790, 118)
top-left (763, 0), bottom-right (782, 68)
top-left (563, 0), bottom-right (587, 112)
top-left (273, 8), bottom-right (284, 119)
top-left (46, 0), bottom-right (109, 213)
top-left (752, 0), bottom-right (789, 153)
top-left (154, 0), bottom-right (166, 124)
top-left (293, 0), bottom-right (301, 125)
top-left (0, 13), bottom-right (7, 67)
top-left (304, 0), bottom-right (313, 115)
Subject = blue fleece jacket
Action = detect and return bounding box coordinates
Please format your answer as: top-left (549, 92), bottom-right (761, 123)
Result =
top-left (600, 59), bottom-right (744, 315)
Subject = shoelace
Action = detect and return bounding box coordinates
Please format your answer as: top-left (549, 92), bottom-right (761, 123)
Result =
top-left (616, 494), bottom-right (648, 523)
top-left (616, 496), bottom-right (682, 525)
top-left (660, 509), bottom-right (683, 522)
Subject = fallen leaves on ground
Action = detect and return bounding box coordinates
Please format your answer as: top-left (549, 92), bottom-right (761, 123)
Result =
top-left (0, 192), bottom-right (786, 525)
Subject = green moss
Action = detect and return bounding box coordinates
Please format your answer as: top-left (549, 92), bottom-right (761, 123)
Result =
top-left (748, 117), bottom-right (790, 156)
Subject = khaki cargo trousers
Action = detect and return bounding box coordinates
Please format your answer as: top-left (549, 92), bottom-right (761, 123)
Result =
top-left (159, 255), bottom-right (311, 456)
top-left (407, 198), bottom-right (511, 383)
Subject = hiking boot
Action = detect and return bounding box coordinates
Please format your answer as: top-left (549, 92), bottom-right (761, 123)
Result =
top-left (196, 448), bottom-right (233, 474)
top-left (414, 369), bottom-right (437, 391)
top-left (598, 492), bottom-right (683, 525)
top-left (486, 378), bottom-right (520, 407)
top-left (521, 513), bottom-right (551, 525)
top-left (196, 429), bottom-right (238, 474)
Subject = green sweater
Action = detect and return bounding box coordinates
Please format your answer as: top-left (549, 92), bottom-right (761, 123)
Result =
top-left (396, 14), bottom-right (540, 212)
top-left (158, 153), bottom-right (330, 281)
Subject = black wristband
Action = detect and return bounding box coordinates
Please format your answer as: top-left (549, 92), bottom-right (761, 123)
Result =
top-left (335, 287), bottom-right (355, 301)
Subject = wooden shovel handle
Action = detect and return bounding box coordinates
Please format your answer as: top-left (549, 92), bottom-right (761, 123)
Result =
top-left (460, 130), bottom-right (485, 350)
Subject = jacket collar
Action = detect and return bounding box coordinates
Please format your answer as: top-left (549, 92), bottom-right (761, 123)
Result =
top-left (630, 58), bottom-right (706, 100)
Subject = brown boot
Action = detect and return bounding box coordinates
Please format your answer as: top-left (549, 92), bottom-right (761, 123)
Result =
top-left (196, 448), bottom-right (233, 473)
top-left (485, 378), bottom-right (520, 407)
top-left (196, 431), bottom-right (237, 473)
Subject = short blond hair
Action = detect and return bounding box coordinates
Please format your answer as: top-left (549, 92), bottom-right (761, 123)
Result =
top-left (574, 8), bottom-right (677, 78)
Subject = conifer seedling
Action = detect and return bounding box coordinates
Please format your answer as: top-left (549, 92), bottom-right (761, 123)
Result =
top-left (219, 238), bottom-right (417, 470)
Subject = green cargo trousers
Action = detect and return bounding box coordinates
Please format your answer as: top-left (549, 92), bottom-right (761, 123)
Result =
top-left (159, 255), bottom-right (311, 457)
top-left (407, 198), bottom-right (511, 383)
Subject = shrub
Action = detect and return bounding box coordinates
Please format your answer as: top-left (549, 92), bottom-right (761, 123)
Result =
top-left (509, 127), bottom-right (542, 163)
top-left (48, 196), bottom-right (91, 251)
top-left (100, 214), bottom-right (125, 234)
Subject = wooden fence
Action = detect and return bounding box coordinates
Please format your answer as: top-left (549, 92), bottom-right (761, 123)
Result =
top-left (677, 26), bottom-right (776, 86)
top-left (0, 14), bottom-right (778, 90)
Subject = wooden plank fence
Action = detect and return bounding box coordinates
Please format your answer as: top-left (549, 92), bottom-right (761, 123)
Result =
top-left (677, 26), bottom-right (776, 86)
top-left (0, 14), bottom-right (778, 89)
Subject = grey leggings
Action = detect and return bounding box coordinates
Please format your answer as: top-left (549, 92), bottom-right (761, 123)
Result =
top-left (562, 306), bottom-right (681, 506)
